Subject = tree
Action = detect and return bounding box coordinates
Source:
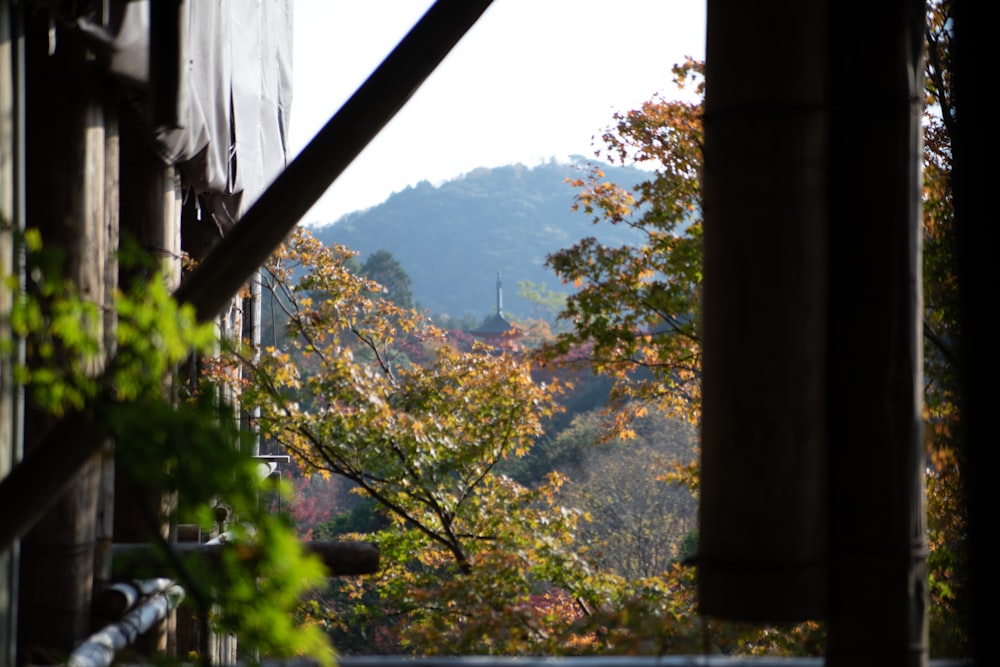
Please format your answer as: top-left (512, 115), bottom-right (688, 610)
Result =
top-left (503, 409), bottom-right (602, 487)
top-left (213, 227), bottom-right (605, 653)
top-left (282, 470), bottom-right (361, 541)
top-left (359, 248), bottom-right (415, 309)
top-left (517, 279), bottom-right (567, 325)
top-left (565, 412), bottom-right (697, 581)
top-left (210, 227), bottom-right (832, 657)
top-left (921, 0), bottom-right (970, 656)
top-left (222, 227), bottom-right (564, 572)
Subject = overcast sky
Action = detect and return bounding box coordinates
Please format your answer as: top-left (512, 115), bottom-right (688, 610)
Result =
top-left (289, 1), bottom-right (706, 226)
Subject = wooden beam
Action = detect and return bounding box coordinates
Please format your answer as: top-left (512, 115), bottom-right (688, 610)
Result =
top-left (111, 540), bottom-right (379, 579)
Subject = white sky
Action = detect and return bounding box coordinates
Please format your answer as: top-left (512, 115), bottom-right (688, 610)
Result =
top-left (289, 0), bottom-right (706, 226)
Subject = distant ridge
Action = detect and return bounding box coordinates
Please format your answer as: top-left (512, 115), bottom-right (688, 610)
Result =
top-left (311, 160), bottom-right (647, 320)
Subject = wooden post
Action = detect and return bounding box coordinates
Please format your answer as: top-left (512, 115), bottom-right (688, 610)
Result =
top-left (18, 14), bottom-right (114, 659)
top-left (701, 0), bottom-right (928, 662)
top-left (116, 116), bottom-right (183, 657)
top-left (94, 50), bottom-right (121, 606)
top-left (700, 0), bottom-right (829, 621)
top-left (825, 1), bottom-right (927, 665)
top-left (114, 125), bottom-right (181, 549)
top-left (1, 1), bottom-right (25, 662)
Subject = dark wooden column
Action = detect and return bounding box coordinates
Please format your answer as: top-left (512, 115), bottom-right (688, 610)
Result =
top-left (824, 1), bottom-right (927, 665)
top-left (18, 15), bottom-right (117, 659)
top-left (701, 0), bottom-right (928, 663)
top-left (1, 0), bottom-right (25, 661)
top-left (700, 0), bottom-right (830, 621)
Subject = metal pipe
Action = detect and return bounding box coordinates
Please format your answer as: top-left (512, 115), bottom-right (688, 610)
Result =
top-left (65, 583), bottom-right (184, 667)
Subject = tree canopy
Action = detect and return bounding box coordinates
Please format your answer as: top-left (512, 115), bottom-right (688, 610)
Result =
top-left (217, 225), bottom-right (825, 656)
top-left (212, 229), bottom-right (603, 652)
top-left (921, 0), bottom-right (969, 655)
top-left (360, 249), bottom-right (415, 309)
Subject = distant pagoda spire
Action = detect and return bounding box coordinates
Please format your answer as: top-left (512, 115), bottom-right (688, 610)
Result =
top-left (470, 270), bottom-right (519, 341)
top-left (496, 271), bottom-right (503, 316)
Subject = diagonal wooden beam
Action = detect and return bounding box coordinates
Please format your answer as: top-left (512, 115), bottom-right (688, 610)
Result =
top-left (0, 0), bottom-right (494, 551)
top-left (175, 0), bottom-right (494, 322)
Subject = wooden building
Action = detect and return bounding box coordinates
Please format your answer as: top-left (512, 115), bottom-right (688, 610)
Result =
top-left (1, 0), bottom-right (292, 662)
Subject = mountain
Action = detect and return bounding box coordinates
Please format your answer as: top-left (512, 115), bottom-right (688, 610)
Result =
top-left (310, 159), bottom-right (648, 321)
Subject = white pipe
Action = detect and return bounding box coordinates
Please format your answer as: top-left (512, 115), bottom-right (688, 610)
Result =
top-left (66, 583), bottom-right (184, 667)
top-left (204, 522), bottom-right (257, 545)
top-left (95, 577), bottom-right (176, 619)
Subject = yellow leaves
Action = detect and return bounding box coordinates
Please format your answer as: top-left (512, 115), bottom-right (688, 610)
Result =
top-left (545, 470), bottom-right (567, 492)
top-left (22, 227), bottom-right (43, 252)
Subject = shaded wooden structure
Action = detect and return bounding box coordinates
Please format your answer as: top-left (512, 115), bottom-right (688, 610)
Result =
top-left (1, 0), bottom-right (993, 665)
top-left (3, 0), bottom-right (296, 661)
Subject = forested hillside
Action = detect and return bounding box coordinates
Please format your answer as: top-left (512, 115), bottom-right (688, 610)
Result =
top-left (310, 159), bottom-right (647, 320)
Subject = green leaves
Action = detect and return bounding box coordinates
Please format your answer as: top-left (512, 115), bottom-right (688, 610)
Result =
top-left (3, 233), bottom-right (334, 662)
top-left (4, 233), bottom-right (217, 413)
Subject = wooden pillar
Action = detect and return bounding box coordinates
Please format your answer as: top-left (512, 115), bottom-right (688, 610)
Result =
top-left (1, 1), bottom-right (25, 662)
top-left (825, 1), bottom-right (927, 665)
top-left (116, 118), bottom-right (183, 657)
top-left (701, 0), bottom-right (927, 662)
top-left (93, 92), bottom-right (120, 605)
top-left (114, 122), bottom-right (181, 549)
top-left (18, 14), bottom-right (115, 659)
top-left (699, 0), bottom-right (829, 621)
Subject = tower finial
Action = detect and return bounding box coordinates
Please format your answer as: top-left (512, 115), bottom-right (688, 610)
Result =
top-left (496, 271), bottom-right (503, 315)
